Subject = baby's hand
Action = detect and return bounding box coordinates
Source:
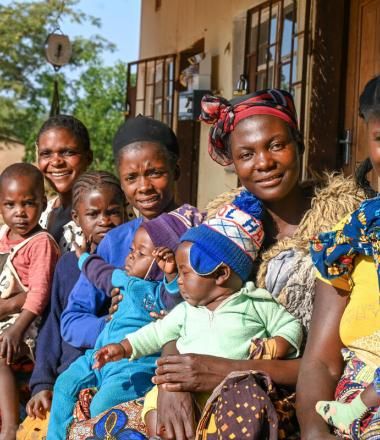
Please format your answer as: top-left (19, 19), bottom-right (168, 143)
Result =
top-left (150, 309), bottom-right (168, 320)
top-left (153, 247), bottom-right (177, 275)
top-left (73, 235), bottom-right (94, 259)
top-left (26, 390), bottom-right (53, 420)
top-left (92, 340), bottom-right (131, 369)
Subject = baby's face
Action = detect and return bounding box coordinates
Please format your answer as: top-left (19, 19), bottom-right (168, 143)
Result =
top-left (125, 226), bottom-right (155, 278)
top-left (175, 241), bottom-right (217, 307)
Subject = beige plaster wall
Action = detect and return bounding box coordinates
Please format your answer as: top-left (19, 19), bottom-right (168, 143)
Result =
top-left (139, 0), bottom-right (313, 208)
top-left (0, 141), bottom-right (25, 173)
top-left (140, 0), bottom-right (262, 208)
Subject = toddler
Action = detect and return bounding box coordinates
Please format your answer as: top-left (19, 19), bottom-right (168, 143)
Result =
top-left (17, 170), bottom-right (125, 439)
top-left (0, 163), bottom-right (60, 440)
top-left (47, 205), bottom-right (202, 440)
top-left (93, 191), bottom-right (303, 437)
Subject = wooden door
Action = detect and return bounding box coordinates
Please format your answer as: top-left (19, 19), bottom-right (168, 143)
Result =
top-left (344, 0), bottom-right (380, 187)
top-left (175, 120), bottom-right (200, 206)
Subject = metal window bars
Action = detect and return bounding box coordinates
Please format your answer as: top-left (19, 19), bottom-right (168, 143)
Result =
top-left (126, 54), bottom-right (177, 128)
top-left (245, 0), bottom-right (311, 132)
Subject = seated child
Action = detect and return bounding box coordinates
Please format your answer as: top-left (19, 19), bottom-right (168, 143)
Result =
top-left (46, 205), bottom-right (202, 440)
top-left (93, 192), bottom-right (303, 438)
top-left (17, 170), bottom-right (125, 439)
top-left (310, 196), bottom-right (380, 435)
top-left (0, 163), bottom-right (60, 440)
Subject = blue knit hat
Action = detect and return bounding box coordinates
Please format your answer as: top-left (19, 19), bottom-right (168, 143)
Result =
top-left (180, 191), bottom-right (264, 282)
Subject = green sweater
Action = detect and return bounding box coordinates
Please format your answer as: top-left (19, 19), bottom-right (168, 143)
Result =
top-left (128, 282), bottom-right (302, 360)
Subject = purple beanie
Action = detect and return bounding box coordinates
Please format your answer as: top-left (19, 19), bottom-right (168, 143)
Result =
top-left (140, 204), bottom-right (205, 280)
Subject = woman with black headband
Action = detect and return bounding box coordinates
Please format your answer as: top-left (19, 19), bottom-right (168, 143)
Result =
top-left (152, 89), bottom-right (366, 440)
top-left (61, 115), bottom-right (182, 349)
top-left (47, 116), bottom-right (192, 438)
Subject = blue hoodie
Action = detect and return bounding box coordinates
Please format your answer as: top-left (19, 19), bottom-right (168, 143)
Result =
top-left (60, 218), bottom-right (143, 348)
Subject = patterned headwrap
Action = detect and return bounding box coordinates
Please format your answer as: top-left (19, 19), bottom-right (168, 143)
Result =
top-left (200, 89), bottom-right (299, 166)
top-left (310, 196), bottom-right (380, 297)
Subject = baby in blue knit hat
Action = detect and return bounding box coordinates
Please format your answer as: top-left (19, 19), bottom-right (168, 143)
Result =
top-left (93, 191), bottom-right (303, 437)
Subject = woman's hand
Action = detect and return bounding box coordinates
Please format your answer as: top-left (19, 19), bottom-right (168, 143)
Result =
top-left (0, 326), bottom-right (23, 364)
top-left (26, 390), bottom-right (53, 419)
top-left (156, 386), bottom-right (195, 440)
top-left (153, 353), bottom-right (235, 392)
top-left (107, 287), bottom-right (123, 319)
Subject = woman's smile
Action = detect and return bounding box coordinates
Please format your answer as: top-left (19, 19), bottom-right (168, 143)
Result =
top-left (254, 173), bottom-right (284, 187)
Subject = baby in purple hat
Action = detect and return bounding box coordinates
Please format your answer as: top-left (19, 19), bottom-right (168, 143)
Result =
top-left (92, 191), bottom-right (303, 438)
top-left (46, 204), bottom-right (203, 440)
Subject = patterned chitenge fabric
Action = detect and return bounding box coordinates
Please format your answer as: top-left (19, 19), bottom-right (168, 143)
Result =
top-left (196, 370), bottom-right (298, 440)
top-left (68, 389), bottom-right (147, 440)
top-left (310, 196), bottom-right (380, 294)
top-left (333, 349), bottom-right (380, 439)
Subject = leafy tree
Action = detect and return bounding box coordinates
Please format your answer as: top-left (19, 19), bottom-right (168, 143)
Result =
top-left (0, 0), bottom-right (120, 167)
top-left (71, 62), bottom-right (126, 172)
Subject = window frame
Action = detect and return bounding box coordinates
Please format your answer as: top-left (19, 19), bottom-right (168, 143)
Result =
top-left (126, 53), bottom-right (177, 128)
top-left (244, 0), bottom-right (311, 132)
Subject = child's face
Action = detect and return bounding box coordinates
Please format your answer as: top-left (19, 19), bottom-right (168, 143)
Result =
top-left (118, 143), bottom-right (176, 220)
top-left (72, 186), bottom-right (124, 246)
top-left (0, 176), bottom-right (46, 238)
top-left (38, 128), bottom-right (92, 195)
top-left (175, 241), bottom-right (218, 307)
top-left (125, 226), bottom-right (155, 278)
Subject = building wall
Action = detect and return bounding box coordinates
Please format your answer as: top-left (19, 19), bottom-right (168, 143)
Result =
top-left (139, 0), bottom-right (318, 208)
top-left (139, 0), bottom-right (263, 208)
top-left (0, 141), bottom-right (24, 173)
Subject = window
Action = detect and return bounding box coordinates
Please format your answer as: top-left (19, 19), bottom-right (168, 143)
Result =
top-left (126, 54), bottom-right (176, 128)
top-left (245, 0), bottom-right (311, 131)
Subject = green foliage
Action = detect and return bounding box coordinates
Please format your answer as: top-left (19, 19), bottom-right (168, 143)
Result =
top-left (0, 0), bottom-right (125, 172)
top-left (72, 62), bottom-right (126, 172)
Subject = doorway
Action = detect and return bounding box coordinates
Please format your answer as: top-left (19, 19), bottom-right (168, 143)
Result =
top-left (174, 39), bottom-right (205, 206)
top-left (343, 0), bottom-right (380, 187)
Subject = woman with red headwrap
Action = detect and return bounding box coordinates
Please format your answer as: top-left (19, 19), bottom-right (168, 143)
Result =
top-left (152, 89), bottom-right (366, 440)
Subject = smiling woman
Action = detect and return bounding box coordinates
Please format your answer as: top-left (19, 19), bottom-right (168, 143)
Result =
top-left (118, 143), bottom-right (177, 220)
top-left (148, 89), bottom-right (366, 440)
top-left (112, 115), bottom-right (179, 221)
top-left (36, 115), bottom-right (93, 252)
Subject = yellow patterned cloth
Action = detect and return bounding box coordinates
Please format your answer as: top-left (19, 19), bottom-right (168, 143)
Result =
top-left (317, 215), bottom-right (380, 369)
top-left (16, 414), bottom-right (49, 440)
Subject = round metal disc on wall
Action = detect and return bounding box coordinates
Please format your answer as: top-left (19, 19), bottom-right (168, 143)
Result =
top-left (45, 33), bottom-right (72, 68)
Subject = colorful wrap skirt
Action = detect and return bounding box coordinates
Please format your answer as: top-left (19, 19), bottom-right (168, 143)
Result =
top-left (67, 388), bottom-right (148, 440)
top-left (334, 349), bottom-right (380, 440)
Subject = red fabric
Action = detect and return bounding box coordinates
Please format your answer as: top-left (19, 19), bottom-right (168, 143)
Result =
top-left (0, 228), bottom-right (60, 315)
top-left (200, 89), bottom-right (299, 165)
